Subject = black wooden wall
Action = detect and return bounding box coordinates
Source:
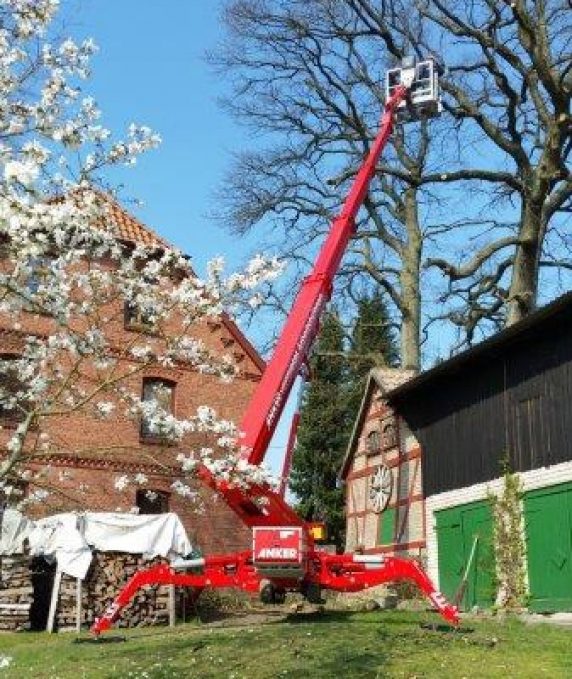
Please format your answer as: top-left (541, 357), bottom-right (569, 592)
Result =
top-left (392, 308), bottom-right (572, 497)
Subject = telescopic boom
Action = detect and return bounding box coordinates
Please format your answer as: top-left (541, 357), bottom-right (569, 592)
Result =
top-left (239, 84), bottom-right (408, 467)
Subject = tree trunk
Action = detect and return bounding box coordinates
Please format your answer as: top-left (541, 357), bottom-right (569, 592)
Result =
top-left (506, 198), bottom-right (544, 326)
top-left (399, 188), bottom-right (422, 370)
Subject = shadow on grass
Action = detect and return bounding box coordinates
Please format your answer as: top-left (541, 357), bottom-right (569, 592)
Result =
top-left (278, 609), bottom-right (446, 626)
top-left (280, 648), bottom-right (389, 679)
top-left (100, 621), bottom-right (393, 679)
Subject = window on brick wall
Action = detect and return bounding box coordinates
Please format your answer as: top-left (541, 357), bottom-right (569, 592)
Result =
top-left (381, 416), bottom-right (398, 450)
top-left (124, 272), bottom-right (158, 332)
top-left (136, 489), bottom-right (169, 514)
top-left (124, 300), bottom-right (157, 332)
top-left (0, 355), bottom-right (28, 424)
top-left (26, 255), bottom-right (53, 295)
top-left (140, 377), bottom-right (175, 441)
top-left (0, 479), bottom-right (28, 507)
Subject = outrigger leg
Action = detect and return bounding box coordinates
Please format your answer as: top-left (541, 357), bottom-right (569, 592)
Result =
top-left (91, 551), bottom-right (458, 635)
top-left (312, 553), bottom-right (459, 625)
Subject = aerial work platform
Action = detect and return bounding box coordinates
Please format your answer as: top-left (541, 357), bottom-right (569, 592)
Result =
top-left (385, 57), bottom-right (443, 122)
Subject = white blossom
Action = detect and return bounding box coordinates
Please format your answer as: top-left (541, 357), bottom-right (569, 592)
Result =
top-left (4, 159), bottom-right (39, 186)
top-left (0, 0), bottom-right (284, 509)
top-left (114, 475), bottom-right (129, 491)
top-left (177, 452), bottom-right (198, 473)
top-left (95, 401), bottom-right (115, 417)
top-left (170, 479), bottom-right (196, 499)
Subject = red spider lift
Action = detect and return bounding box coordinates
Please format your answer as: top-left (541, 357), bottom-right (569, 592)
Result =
top-left (91, 57), bottom-right (458, 635)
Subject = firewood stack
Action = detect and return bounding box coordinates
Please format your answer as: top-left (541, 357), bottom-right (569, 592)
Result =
top-left (0, 552), bottom-right (174, 632)
top-left (56, 552), bottom-right (172, 632)
top-left (0, 555), bottom-right (33, 631)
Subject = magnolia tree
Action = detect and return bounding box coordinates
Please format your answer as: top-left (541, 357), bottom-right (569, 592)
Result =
top-left (0, 0), bottom-right (280, 511)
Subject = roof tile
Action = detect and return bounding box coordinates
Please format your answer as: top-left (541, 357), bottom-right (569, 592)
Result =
top-left (94, 192), bottom-right (170, 249)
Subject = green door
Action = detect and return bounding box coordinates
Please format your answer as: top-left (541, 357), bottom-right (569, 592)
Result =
top-left (461, 503), bottom-right (496, 609)
top-left (525, 482), bottom-right (572, 613)
top-left (435, 511), bottom-right (464, 605)
top-left (435, 501), bottom-right (495, 610)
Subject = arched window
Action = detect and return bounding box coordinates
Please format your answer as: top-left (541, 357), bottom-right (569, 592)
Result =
top-left (140, 377), bottom-right (175, 441)
top-left (0, 355), bottom-right (26, 423)
top-left (124, 300), bottom-right (156, 332)
top-left (381, 417), bottom-right (398, 450)
top-left (124, 272), bottom-right (158, 332)
top-left (366, 429), bottom-right (381, 455)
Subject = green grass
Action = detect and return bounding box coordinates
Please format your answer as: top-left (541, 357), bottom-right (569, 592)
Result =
top-left (0, 610), bottom-right (570, 678)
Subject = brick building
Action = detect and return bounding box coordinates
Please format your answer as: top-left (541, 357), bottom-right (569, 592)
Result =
top-left (340, 368), bottom-right (423, 559)
top-left (0, 194), bottom-right (265, 555)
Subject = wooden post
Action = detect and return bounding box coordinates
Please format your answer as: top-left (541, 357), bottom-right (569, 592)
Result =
top-left (75, 578), bottom-right (82, 634)
top-left (47, 569), bottom-right (62, 633)
top-left (168, 584), bottom-right (176, 627)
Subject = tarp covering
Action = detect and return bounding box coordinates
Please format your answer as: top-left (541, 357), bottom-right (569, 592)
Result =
top-left (0, 509), bottom-right (193, 579)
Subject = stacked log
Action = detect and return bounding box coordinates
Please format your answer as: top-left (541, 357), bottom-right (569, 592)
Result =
top-left (56, 552), bottom-right (172, 632)
top-left (0, 552), bottom-right (174, 632)
top-left (0, 556), bottom-right (33, 631)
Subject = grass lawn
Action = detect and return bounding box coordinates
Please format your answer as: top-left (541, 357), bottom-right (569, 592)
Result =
top-left (0, 609), bottom-right (570, 678)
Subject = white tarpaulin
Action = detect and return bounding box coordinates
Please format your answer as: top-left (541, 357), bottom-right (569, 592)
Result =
top-left (0, 509), bottom-right (193, 580)
top-left (0, 508), bottom-right (31, 555)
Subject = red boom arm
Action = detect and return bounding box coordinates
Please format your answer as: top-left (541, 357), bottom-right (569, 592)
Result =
top-left (240, 85), bottom-right (408, 467)
top-left (198, 84), bottom-right (408, 528)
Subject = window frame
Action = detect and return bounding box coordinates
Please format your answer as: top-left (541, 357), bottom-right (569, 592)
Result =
top-left (365, 429), bottom-right (381, 455)
top-left (381, 415), bottom-right (398, 450)
top-left (135, 488), bottom-right (170, 515)
top-left (0, 354), bottom-right (28, 426)
top-left (139, 377), bottom-right (176, 443)
top-left (123, 299), bottom-right (158, 333)
top-left (123, 268), bottom-right (160, 334)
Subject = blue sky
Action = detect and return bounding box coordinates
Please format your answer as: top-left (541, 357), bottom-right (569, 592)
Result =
top-left (70, 0), bottom-right (258, 272)
top-left (66, 0), bottom-right (292, 473)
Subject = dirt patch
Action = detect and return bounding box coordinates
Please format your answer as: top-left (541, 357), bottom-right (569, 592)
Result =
top-left (201, 609), bottom-right (289, 628)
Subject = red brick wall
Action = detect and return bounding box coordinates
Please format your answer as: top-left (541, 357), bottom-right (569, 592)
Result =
top-left (26, 463), bottom-right (251, 554)
top-left (0, 251), bottom-right (263, 555)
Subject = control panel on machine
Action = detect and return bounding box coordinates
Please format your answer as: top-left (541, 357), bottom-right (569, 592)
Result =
top-left (253, 527), bottom-right (307, 571)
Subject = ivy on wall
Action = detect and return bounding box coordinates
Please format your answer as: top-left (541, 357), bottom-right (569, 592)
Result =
top-left (489, 460), bottom-right (528, 611)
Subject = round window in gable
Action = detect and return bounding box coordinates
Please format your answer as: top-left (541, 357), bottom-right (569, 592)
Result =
top-left (369, 464), bottom-right (393, 513)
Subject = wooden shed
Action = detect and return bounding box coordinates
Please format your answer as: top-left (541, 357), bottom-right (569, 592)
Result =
top-left (388, 292), bottom-right (572, 612)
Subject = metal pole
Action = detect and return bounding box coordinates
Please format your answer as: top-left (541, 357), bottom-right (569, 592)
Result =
top-left (168, 584), bottom-right (175, 627)
top-left (75, 578), bottom-right (82, 634)
top-left (47, 569), bottom-right (62, 633)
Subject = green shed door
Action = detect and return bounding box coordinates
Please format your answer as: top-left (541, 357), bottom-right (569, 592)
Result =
top-left (461, 503), bottom-right (496, 609)
top-left (435, 511), bottom-right (464, 605)
top-left (525, 483), bottom-right (572, 613)
top-left (435, 501), bottom-right (495, 610)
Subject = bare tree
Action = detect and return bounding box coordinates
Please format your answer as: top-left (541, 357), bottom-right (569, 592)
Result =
top-left (214, 0), bottom-right (571, 363)
top-left (212, 0), bottom-right (454, 369)
top-left (415, 0), bottom-right (572, 327)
